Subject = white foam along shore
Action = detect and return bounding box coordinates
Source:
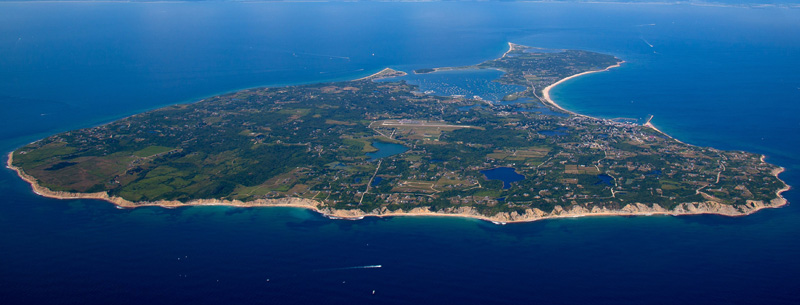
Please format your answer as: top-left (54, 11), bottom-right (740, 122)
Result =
top-left (5, 43), bottom-right (791, 224)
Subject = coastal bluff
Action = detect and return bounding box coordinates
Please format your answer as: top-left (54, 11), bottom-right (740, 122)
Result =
top-left (8, 150), bottom-right (788, 224)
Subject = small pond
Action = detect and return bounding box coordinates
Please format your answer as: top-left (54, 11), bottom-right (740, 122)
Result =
top-left (370, 176), bottom-right (383, 187)
top-left (596, 174), bottom-right (614, 186)
top-left (480, 167), bottom-right (525, 189)
top-left (365, 141), bottom-right (408, 160)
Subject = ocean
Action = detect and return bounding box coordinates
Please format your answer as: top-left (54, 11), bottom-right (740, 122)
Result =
top-left (1, 2), bottom-right (799, 304)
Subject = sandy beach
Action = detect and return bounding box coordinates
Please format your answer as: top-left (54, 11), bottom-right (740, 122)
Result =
top-left (539, 61), bottom-right (689, 143)
top-left (540, 61), bottom-right (624, 116)
top-left (353, 67), bottom-right (407, 81)
top-left (501, 42), bottom-right (519, 58)
top-left (642, 115), bottom-right (685, 143)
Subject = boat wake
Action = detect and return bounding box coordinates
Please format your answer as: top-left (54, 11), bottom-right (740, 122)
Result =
top-left (315, 265), bottom-right (382, 272)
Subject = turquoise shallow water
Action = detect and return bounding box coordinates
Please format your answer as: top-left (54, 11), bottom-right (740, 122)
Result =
top-left (1, 2), bottom-right (799, 304)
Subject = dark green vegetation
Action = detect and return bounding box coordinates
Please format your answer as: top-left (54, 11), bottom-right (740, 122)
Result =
top-left (12, 44), bottom-right (785, 215)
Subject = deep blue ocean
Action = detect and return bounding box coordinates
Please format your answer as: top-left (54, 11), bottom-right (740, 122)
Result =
top-left (2, 2), bottom-right (799, 304)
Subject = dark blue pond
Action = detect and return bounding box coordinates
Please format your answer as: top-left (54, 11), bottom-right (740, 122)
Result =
top-left (365, 142), bottom-right (408, 160)
top-left (596, 174), bottom-right (615, 186)
top-left (370, 176), bottom-right (383, 187)
top-left (480, 167), bottom-right (525, 189)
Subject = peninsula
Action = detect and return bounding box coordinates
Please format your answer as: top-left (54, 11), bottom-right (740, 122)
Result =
top-left (8, 43), bottom-right (789, 224)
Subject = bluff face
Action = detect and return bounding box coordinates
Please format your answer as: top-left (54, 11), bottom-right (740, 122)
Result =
top-left (10, 44), bottom-right (788, 220)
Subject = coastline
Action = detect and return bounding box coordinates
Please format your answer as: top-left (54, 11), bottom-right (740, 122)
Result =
top-left (539, 61), bottom-right (687, 143)
top-left (414, 42), bottom-right (521, 75)
top-left (643, 115), bottom-right (684, 143)
top-left (501, 42), bottom-right (519, 58)
top-left (540, 61), bottom-right (624, 117)
top-left (4, 43), bottom-right (790, 224)
top-left (6, 150), bottom-right (790, 225)
top-left (354, 67), bottom-right (407, 81)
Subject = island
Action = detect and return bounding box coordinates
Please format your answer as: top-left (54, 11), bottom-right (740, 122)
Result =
top-left (7, 43), bottom-right (789, 224)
